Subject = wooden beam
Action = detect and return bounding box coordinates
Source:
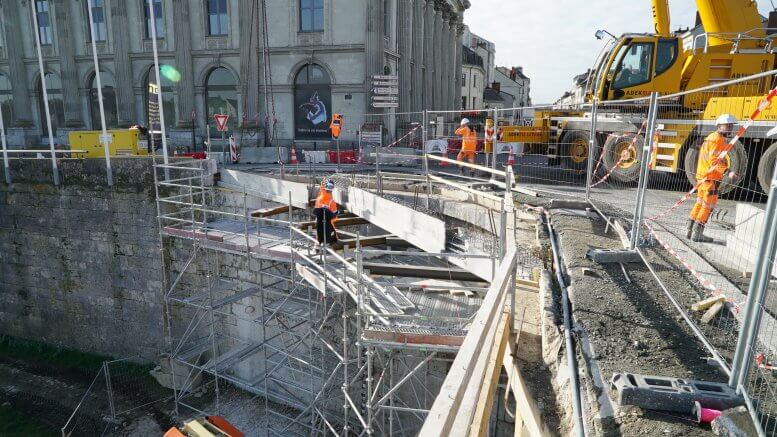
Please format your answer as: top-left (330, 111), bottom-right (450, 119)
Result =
top-left (362, 329), bottom-right (464, 347)
top-left (250, 205), bottom-right (295, 218)
top-left (502, 339), bottom-right (551, 437)
top-left (691, 295), bottom-right (726, 312)
top-left (469, 310), bottom-right (511, 436)
top-left (361, 262), bottom-right (487, 282)
top-left (701, 301), bottom-right (725, 324)
top-left (330, 235), bottom-right (390, 250)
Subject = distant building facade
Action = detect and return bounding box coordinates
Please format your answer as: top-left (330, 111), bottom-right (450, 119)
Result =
top-left (0, 0), bottom-right (469, 148)
top-left (462, 25), bottom-right (495, 85)
top-left (495, 66), bottom-right (530, 107)
top-left (461, 45), bottom-right (485, 109)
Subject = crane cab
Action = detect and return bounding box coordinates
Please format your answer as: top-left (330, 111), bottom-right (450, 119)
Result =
top-left (593, 35), bottom-right (683, 101)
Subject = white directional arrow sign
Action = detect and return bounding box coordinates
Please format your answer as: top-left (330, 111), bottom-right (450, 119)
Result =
top-left (372, 102), bottom-right (399, 108)
top-left (372, 74), bottom-right (398, 81)
top-left (372, 95), bottom-right (399, 101)
top-left (373, 80), bottom-right (399, 86)
top-left (373, 87), bottom-right (399, 95)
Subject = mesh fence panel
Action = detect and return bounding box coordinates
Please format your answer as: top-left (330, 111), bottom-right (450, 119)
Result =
top-left (61, 365), bottom-right (112, 437)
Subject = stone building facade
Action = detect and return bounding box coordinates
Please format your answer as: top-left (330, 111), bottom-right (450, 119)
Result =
top-left (0, 0), bottom-right (468, 148)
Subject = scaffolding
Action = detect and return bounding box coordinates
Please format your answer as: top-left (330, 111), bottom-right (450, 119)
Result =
top-left (152, 159), bottom-right (508, 435)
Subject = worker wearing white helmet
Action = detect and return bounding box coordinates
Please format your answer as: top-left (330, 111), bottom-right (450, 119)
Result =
top-left (455, 118), bottom-right (478, 176)
top-left (314, 180), bottom-right (339, 245)
top-left (687, 113), bottom-right (739, 242)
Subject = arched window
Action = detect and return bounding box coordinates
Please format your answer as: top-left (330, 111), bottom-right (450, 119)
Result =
top-left (38, 73), bottom-right (64, 136)
top-left (294, 64), bottom-right (331, 139)
top-left (89, 70), bottom-right (118, 129)
top-left (0, 74), bottom-right (13, 125)
top-left (205, 67), bottom-right (237, 135)
top-left (144, 67), bottom-right (175, 131)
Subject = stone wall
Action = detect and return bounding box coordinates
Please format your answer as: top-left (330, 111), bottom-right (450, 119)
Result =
top-left (0, 158), bottom-right (164, 360)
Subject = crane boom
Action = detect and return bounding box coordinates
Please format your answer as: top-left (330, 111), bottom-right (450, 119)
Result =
top-left (652, 0), bottom-right (671, 36)
top-left (696, 0), bottom-right (765, 47)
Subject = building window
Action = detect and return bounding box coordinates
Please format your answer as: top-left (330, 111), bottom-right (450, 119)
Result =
top-left (206, 67), bottom-right (238, 135)
top-left (461, 96), bottom-right (466, 109)
top-left (462, 73), bottom-right (466, 87)
top-left (294, 64), bottom-right (331, 139)
top-left (89, 70), bottom-right (118, 129)
top-left (38, 73), bottom-right (64, 136)
top-left (300, 0), bottom-right (323, 32)
top-left (145, 67), bottom-right (176, 131)
top-left (86, 0), bottom-right (107, 42)
top-left (35, 1), bottom-right (53, 46)
top-left (0, 74), bottom-right (13, 124)
top-left (144, 0), bottom-right (165, 39)
top-left (472, 97), bottom-right (476, 108)
top-left (206, 0), bottom-right (228, 36)
top-left (473, 74), bottom-right (477, 88)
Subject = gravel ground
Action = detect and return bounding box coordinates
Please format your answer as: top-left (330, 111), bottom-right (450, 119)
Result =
top-left (549, 213), bottom-right (727, 436)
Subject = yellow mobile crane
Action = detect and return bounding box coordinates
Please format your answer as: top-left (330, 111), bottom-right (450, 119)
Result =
top-left (506, 0), bottom-right (777, 193)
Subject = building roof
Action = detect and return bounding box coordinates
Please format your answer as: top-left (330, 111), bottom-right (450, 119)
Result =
top-left (462, 46), bottom-right (484, 68)
top-left (483, 88), bottom-right (504, 102)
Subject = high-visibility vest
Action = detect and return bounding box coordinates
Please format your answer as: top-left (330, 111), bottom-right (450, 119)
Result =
top-left (696, 132), bottom-right (728, 182)
top-left (314, 192), bottom-right (338, 213)
top-left (455, 126), bottom-right (478, 151)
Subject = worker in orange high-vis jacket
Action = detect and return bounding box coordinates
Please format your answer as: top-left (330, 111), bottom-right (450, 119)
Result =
top-left (687, 114), bottom-right (739, 242)
top-left (314, 180), bottom-right (339, 245)
top-left (455, 118), bottom-right (477, 176)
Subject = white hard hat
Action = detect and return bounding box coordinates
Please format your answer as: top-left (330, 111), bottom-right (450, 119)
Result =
top-left (716, 114), bottom-right (737, 126)
top-left (324, 180), bottom-right (335, 191)
top-left (460, 118), bottom-right (470, 126)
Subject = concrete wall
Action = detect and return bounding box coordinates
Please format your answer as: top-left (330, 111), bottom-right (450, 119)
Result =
top-left (0, 158), bottom-right (164, 360)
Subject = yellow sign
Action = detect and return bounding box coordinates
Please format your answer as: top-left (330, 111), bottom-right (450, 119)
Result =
top-left (501, 126), bottom-right (549, 143)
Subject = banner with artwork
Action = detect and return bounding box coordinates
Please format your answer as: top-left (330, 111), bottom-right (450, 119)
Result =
top-left (295, 88), bottom-right (332, 139)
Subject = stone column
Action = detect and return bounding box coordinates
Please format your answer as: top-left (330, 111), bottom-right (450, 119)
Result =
top-left (454, 23), bottom-right (464, 110)
top-left (365, 0), bottom-right (384, 114)
top-left (448, 18), bottom-right (458, 111)
top-left (397, 0), bottom-right (412, 117)
top-left (3, 0), bottom-right (33, 126)
top-left (432, 7), bottom-right (443, 110)
top-left (239, 0), bottom-right (259, 128)
top-left (411, 0), bottom-right (424, 112)
top-left (172, 0), bottom-right (194, 127)
top-left (440, 14), bottom-right (451, 111)
top-left (110, 0), bottom-right (134, 126)
top-left (53, 0), bottom-right (82, 127)
top-left (422, 1), bottom-right (434, 111)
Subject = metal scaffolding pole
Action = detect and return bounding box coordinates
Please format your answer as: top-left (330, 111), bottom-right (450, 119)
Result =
top-left (30, 1), bottom-right (60, 186)
top-left (86, 0), bottom-right (113, 186)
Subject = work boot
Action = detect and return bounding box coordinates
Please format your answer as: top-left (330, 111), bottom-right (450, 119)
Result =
top-left (686, 220), bottom-right (695, 239)
top-left (691, 223), bottom-right (714, 243)
top-left (460, 167), bottom-right (466, 176)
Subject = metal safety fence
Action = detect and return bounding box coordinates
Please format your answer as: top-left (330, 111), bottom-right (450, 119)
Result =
top-left (61, 358), bottom-right (171, 436)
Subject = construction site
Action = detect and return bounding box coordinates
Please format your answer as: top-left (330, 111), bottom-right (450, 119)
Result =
top-left (6, 0), bottom-right (777, 436)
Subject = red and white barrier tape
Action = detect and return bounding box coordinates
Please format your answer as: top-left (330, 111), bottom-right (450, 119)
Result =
top-left (590, 124), bottom-right (648, 188)
top-left (648, 85), bottom-right (777, 222)
top-left (644, 221), bottom-right (740, 314)
top-left (387, 125), bottom-right (422, 148)
top-left (591, 122), bottom-right (647, 178)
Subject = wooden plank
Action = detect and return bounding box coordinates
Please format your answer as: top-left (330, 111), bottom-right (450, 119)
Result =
top-left (426, 153), bottom-right (507, 177)
top-left (701, 301), bottom-right (725, 324)
top-left (250, 205), bottom-right (292, 218)
top-left (691, 295), bottom-right (726, 312)
top-left (516, 278), bottom-right (540, 289)
top-left (502, 339), bottom-right (550, 437)
top-left (362, 329), bottom-right (464, 347)
top-left (331, 235), bottom-right (389, 250)
top-left (469, 311), bottom-right (511, 437)
top-left (361, 262), bottom-right (486, 282)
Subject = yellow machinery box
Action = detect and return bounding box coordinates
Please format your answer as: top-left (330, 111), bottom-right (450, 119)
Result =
top-left (68, 130), bottom-right (149, 158)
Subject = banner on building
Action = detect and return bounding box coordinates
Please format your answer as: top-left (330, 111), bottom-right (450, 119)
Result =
top-left (295, 88), bottom-right (332, 139)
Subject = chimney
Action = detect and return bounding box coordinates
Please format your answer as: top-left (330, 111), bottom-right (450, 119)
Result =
top-left (492, 81), bottom-right (501, 92)
top-left (509, 68), bottom-right (516, 81)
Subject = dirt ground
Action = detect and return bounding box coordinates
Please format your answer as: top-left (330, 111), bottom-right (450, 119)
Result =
top-left (546, 211), bottom-right (729, 436)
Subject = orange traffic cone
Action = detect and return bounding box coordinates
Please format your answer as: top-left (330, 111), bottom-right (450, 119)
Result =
top-left (506, 145), bottom-right (515, 166)
top-left (290, 144), bottom-right (299, 165)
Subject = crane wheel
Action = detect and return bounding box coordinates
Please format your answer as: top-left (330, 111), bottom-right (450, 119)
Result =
top-left (684, 138), bottom-right (748, 195)
top-left (757, 142), bottom-right (777, 194)
top-left (602, 133), bottom-right (642, 184)
top-left (559, 130), bottom-right (596, 172)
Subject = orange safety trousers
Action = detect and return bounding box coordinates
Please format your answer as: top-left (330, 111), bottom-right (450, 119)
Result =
top-left (457, 150), bottom-right (476, 163)
top-left (690, 180), bottom-right (719, 225)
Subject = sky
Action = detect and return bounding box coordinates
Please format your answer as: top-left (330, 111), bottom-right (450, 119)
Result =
top-left (465, 0), bottom-right (775, 104)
